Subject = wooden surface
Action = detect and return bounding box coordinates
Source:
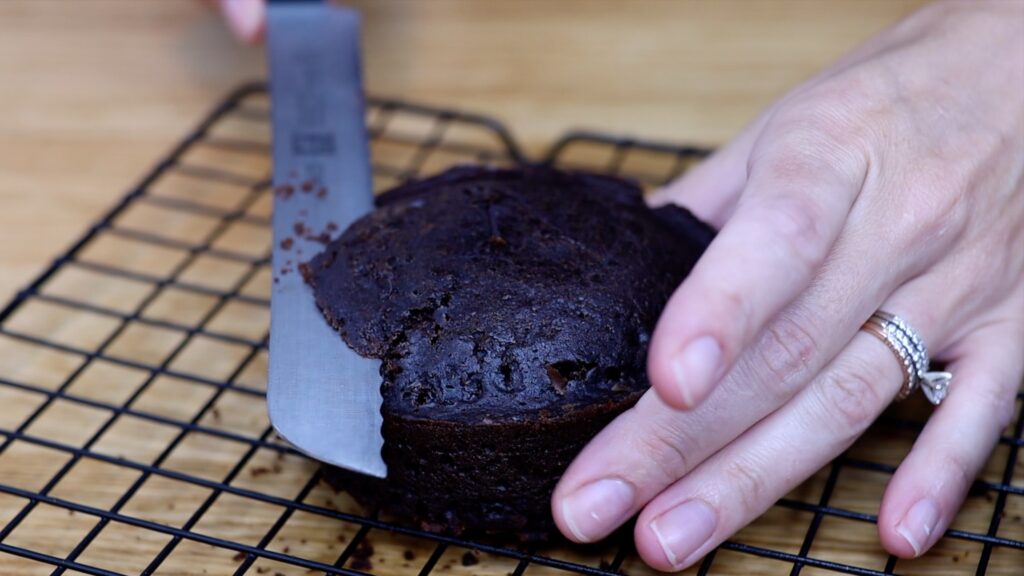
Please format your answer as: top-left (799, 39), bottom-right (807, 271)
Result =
top-left (0, 0), bottom-right (935, 302)
top-left (2, 1), bottom-right (1021, 575)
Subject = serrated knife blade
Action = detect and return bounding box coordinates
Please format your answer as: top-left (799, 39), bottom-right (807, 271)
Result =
top-left (265, 1), bottom-right (386, 478)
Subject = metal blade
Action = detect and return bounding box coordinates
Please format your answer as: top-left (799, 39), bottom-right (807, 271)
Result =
top-left (266, 1), bottom-right (385, 478)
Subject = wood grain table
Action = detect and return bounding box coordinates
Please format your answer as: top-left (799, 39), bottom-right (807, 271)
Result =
top-left (2, 1), bottom-right (1021, 575)
top-left (0, 0), bottom-right (936, 302)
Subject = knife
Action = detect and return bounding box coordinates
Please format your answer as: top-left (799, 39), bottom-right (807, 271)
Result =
top-left (265, 0), bottom-right (386, 478)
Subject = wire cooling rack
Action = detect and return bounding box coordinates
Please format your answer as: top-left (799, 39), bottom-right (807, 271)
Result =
top-left (0, 83), bottom-right (1020, 576)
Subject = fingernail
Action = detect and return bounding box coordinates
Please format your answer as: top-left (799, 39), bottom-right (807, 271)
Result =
top-left (650, 499), bottom-right (718, 569)
top-left (560, 479), bottom-right (635, 542)
top-left (222, 0), bottom-right (263, 41)
top-left (896, 498), bottom-right (940, 557)
top-left (671, 336), bottom-right (722, 406)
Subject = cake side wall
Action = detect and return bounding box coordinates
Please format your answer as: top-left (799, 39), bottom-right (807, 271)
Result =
top-left (322, 390), bottom-right (644, 541)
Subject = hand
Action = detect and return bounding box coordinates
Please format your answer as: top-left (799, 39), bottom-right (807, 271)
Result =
top-left (552, 0), bottom-right (1024, 570)
top-left (214, 0), bottom-right (265, 44)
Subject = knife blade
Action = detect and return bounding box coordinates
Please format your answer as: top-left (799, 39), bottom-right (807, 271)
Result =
top-left (265, 0), bottom-right (386, 478)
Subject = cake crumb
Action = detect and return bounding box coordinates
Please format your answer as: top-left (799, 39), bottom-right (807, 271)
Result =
top-left (461, 551), bottom-right (479, 566)
top-left (250, 466), bottom-right (271, 477)
top-left (402, 550), bottom-right (414, 561)
top-left (353, 540), bottom-right (374, 559)
top-left (545, 364), bottom-right (568, 395)
top-left (232, 551), bottom-right (245, 562)
top-left (347, 540), bottom-right (375, 570)
top-left (349, 557), bottom-right (373, 571)
top-left (280, 237), bottom-right (293, 250)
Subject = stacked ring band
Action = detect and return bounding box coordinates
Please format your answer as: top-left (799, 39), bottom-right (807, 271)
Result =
top-left (862, 311), bottom-right (952, 405)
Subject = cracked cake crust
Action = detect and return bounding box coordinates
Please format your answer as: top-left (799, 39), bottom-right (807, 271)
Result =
top-left (305, 166), bottom-right (714, 539)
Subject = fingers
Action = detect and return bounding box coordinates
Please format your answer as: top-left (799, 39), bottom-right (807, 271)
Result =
top-left (219, 0), bottom-right (265, 44)
top-left (634, 330), bottom-right (905, 571)
top-left (878, 305), bottom-right (1024, 558)
top-left (552, 390), bottom-right (700, 543)
top-left (554, 217), bottom-right (901, 544)
top-left (647, 131), bottom-right (866, 410)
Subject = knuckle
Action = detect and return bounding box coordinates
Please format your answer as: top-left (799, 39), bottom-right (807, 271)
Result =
top-left (934, 451), bottom-right (975, 494)
top-left (974, 382), bottom-right (1017, 435)
top-left (755, 314), bottom-right (820, 394)
top-left (816, 362), bottom-right (888, 436)
top-left (760, 104), bottom-right (869, 183)
top-left (896, 161), bottom-right (971, 249)
top-left (993, 394), bottom-right (1017, 434)
top-left (713, 286), bottom-right (753, 343)
top-left (630, 420), bottom-right (696, 484)
top-left (761, 200), bottom-right (830, 271)
top-left (758, 144), bottom-right (826, 184)
top-left (722, 458), bottom-right (769, 513)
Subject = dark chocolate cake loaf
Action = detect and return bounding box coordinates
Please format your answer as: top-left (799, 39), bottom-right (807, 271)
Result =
top-left (304, 166), bottom-right (714, 540)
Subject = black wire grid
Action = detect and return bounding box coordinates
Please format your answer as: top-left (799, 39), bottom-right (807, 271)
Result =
top-left (0, 84), bottom-right (1020, 576)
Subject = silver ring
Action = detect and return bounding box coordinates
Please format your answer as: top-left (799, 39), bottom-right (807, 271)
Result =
top-left (862, 311), bottom-right (951, 405)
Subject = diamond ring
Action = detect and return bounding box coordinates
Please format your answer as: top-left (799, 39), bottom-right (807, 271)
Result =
top-left (862, 311), bottom-right (951, 405)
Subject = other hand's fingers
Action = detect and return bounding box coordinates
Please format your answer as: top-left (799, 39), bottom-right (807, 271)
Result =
top-left (878, 300), bottom-right (1024, 557)
top-left (647, 124), bottom-right (865, 410)
top-left (219, 0), bottom-right (265, 44)
top-left (635, 327), bottom-right (910, 571)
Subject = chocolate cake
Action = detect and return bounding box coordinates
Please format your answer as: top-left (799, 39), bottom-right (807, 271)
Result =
top-left (304, 166), bottom-right (714, 540)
